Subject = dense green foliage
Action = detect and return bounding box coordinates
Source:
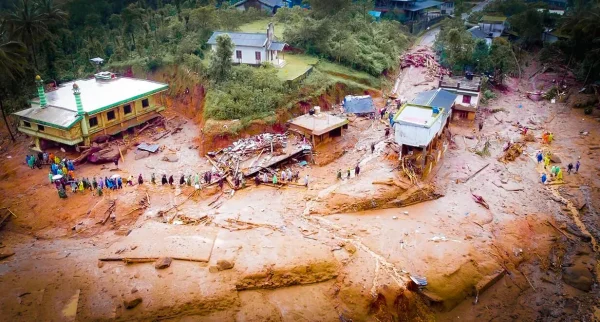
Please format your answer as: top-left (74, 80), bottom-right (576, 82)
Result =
top-left (436, 18), bottom-right (516, 81)
top-left (277, 5), bottom-right (411, 76)
top-left (204, 65), bottom-right (286, 121)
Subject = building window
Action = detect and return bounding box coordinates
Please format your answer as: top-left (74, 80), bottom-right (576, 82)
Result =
top-left (89, 116), bottom-right (98, 128)
top-left (23, 121), bottom-right (31, 128)
top-left (255, 51), bottom-right (261, 62)
top-left (236, 50), bottom-right (242, 59)
top-left (38, 124), bottom-right (45, 132)
top-left (123, 104), bottom-right (132, 115)
top-left (462, 95), bottom-right (472, 104)
top-left (107, 110), bottom-right (116, 121)
top-left (142, 99), bottom-right (149, 108)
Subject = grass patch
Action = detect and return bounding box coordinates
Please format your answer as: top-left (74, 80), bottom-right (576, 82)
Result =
top-left (238, 18), bottom-right (285, 38)
top-left (277, 54), bottom-right (318, 81)
top-left (315, 60), bottom-right (382, 89)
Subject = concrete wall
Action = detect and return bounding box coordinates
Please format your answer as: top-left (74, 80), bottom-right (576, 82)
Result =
top-left (394, 119), bottom-right (442, 148)
top-left (453, 93), bottom-right (479, 108)
top-left (213, 45), bottom-right (267, 65)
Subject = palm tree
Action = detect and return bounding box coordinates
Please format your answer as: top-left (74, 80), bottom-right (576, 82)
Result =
top-left (0, 23), bottom-right (27, 142)
top-left (4, 0), bottom-right (48, 69)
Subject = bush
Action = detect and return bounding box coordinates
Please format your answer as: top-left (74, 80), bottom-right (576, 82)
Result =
top-left (204, 65), bottom-right (287, 121)
top-left (146, 56), bottom-right (163, 72)
top-left (481, 89), bottom-right (496, 104)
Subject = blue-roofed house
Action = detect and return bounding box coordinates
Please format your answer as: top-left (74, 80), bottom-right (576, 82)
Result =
top-left (343, 95), bottom-right (375, 115)
top-left (392, 88), bottom-right (457, 176)
top-left (233, 0), bottom-right (289, 14)
top-left (207, 23), bottom-right (287, 67)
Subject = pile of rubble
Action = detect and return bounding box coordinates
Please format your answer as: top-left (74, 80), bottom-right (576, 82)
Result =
top-left (400, 49), bottom-right (450, 81)
top-left (499, 142), bottom-right (524, 163)
top-left (206, 133), bottom-right (292, 188)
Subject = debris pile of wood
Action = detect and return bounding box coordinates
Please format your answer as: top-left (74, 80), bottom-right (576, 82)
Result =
top-left (206, 132), bottom-right (291, 188)
top-left (400, 49), bottom-right (450, 81)
top-left (74, 117), bottom-right (168, 165)
top-left (173, 214), bottom-right (212, 226)
top-left (499, 142), bottom-right (524, 163)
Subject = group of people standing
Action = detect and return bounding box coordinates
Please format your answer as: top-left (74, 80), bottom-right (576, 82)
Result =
top-left (337, 164), bottom-right (361, 181)
top-left (256, 168), bottom-right (309, 187)
top-left (537, 150), bottom-right (581, 184)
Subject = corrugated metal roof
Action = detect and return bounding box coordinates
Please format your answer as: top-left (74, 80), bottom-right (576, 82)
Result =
top-left (468, 26), bottom-right (488, 39)
top-left (207, 31), bottom-right (267, 47)
top-left (404, 0), bottom-right (442, 11)
top-left (411, 89), bottom-right (457, 110)
top-left (268, 41), bottom-right (286, 51)
top-left (28, 77), bottom-right (168, 115)
top-left (343, 95), bottom-right (375, 114)
top-left (14, 105), bottom-right (81, 129)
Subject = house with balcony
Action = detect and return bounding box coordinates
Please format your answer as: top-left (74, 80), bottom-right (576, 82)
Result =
top-left (207, 23), bottom-right (287, 68)
top-left (14, 74), bottom-right (168, 151)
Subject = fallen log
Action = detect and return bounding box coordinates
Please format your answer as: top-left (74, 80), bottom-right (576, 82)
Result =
top-left (462, 163), bottom-right (490, 183)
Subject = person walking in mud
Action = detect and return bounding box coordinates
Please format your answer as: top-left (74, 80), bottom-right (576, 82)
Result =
top-left (337, 169), bottom-right (342, 180)
top-left (567, 162), bottom-right (573, 174)
top-left (168, 175), bottom-right (174, 186)
top-left (478, 122), bottom-right (483, 132)
top-left (371, 143), bottom-right (375, 154)
top-left (304, 174), bottom-right (309, 188)
top-left (138, 174), bottom-right (144, 185)
top-left (161, 174), bottom-right (168, 185)
top-left (179, 174), bottom-right (185, 186)
top-left (355, 163), bottom-right (360, 177)
top-left (576, 160), bottom-right (580, 173)
top-left (272, 173), bottom-right (278, 185)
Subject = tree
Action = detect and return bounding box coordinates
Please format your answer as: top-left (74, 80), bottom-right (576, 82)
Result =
top-left (307, 0), bottom-right (352, 18)
top-left (208, 34), bottom-right (234, 83)
top-left (4, 0), bottom-right (48, 69)
top-left (489, 38), bottom-right (516, 84)
top-left (509, 9), bottom-right (543, 48)
top-left (0, 25), bottom-right (27, 142)
top-left (121, 4), bottom-right (144, 50)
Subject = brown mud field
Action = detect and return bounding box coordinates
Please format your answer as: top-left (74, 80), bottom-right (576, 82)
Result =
top-left (1, 39), bottom-right (600, 321)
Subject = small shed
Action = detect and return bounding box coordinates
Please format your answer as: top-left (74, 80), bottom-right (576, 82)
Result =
top-left (343, 95), bottom-right (375, 115)
top-left (287, 113), bottom-right (348, 146)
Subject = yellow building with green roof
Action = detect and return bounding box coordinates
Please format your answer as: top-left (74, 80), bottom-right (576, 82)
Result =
top-left (14, 75), bottom-right (168, 151)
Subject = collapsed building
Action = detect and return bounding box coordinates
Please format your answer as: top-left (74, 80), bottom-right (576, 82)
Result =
top-left (393, 89), bottom-right (457, 177)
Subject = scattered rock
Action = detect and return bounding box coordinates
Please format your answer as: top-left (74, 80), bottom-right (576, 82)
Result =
top-left (134, 151), bottom-right (150, 160)
top-left (216, 259), bottom-right (234, 271)
top-left (131, 287), bottom-right (138, 294)
top-left (0, 251), bottom-right (15, 261)
top-left (344, 243), bottom-right (357, 254)
top-left (501, 178), bottom-right (508, 184)
top-left (562, 266), bottom-right (593, 291)
top-left (97, 260), bottom-right (104, 268)
top-left (550, 154), bottom-right (562, 164)
top-left (123, 296), bottom-right (142, 309)
top-left (154, 257), bottom-right (172, 269)
top-left (161, 154), bottom-right (179, 162)
top-left (208, 266), bottom-right (219, 273)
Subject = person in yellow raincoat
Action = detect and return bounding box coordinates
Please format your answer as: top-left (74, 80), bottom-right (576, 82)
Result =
top-left (54, 156), bottom-right (60, 164)
top-left (544, 155), bottom-right (551, 169)
top-left (556, 167), bottom-right (563, 181)
top-left (548, 132), bottom-right (554, 143)
top-left (78, 180), bottom-right (84, 192)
